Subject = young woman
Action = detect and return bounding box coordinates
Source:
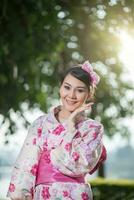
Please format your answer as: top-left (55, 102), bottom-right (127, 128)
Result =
top-left (7, 61), bottom-right (106, 200)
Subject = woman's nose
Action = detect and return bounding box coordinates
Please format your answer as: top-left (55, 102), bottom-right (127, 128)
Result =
top-left (69, 90), bottom-right (76, 98)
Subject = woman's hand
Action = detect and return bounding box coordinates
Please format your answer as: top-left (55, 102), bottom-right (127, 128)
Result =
top-left (67, 102), bottom-right (94, 131)
top-left (69, 102), bottom-right (94, 122)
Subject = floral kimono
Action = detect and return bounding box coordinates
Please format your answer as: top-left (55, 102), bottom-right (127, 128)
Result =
top-left (7, 106), bottom-right (106, 200)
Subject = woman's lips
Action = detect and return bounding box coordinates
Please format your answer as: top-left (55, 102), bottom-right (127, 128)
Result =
top-left (66, 99), bottom-right (77, 105)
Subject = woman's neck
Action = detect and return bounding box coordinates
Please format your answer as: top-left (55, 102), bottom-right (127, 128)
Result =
top-left (57, 107), bottom-right (71, 123)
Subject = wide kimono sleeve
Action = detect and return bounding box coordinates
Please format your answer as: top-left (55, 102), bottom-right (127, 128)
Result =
top-left (50, 119), bottom-right (105, 176)
top-left (7, 116), bottom-right (45, 199)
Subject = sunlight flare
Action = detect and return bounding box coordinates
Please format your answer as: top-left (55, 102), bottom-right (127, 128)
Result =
top-left (118, 30), bottom-right (134, 74)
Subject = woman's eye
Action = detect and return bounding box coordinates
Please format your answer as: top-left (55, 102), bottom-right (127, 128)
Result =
top-left (64, 85), bottom-right (70, 90)
top-left (78, 89), bottom-right (84, 93)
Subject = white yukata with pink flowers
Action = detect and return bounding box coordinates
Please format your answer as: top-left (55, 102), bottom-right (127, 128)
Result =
top-left (7, 106), bottom-right (106, 200)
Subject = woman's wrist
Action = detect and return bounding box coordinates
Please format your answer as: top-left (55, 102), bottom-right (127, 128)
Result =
top-left (22, 189), bottom-right (32, 200)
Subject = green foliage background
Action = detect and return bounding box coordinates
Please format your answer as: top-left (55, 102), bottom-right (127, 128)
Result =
top-left (91, 178), bottom-right (134, 200)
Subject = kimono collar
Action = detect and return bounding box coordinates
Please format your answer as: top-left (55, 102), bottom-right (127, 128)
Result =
top-left (46, 105), bottom-right (86, 130)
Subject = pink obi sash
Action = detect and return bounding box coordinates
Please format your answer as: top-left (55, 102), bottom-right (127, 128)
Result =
top-left (36, 150), bottom-right (84, 186)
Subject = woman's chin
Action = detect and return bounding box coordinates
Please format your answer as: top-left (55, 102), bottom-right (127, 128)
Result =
top-left (63, 104), bottom-right (79, 112)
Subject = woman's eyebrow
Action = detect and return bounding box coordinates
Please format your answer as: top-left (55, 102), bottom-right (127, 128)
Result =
top-left (64, 82), bottom-right (71, 86)
top-left (64, 82), bottom-right (86, 89)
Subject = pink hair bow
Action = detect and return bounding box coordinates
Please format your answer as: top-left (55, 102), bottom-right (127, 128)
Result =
top-left (81, 60), bottom-right (100, 87)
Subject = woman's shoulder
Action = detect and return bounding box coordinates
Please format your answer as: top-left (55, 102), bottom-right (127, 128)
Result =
top-left (85, 118), bottom-right (103, 127)
top-left (31, 113), bottom-right (47, 128)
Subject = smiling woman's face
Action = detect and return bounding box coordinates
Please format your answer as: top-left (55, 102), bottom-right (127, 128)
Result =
top-left (60, 74), bottom-right (90, 112)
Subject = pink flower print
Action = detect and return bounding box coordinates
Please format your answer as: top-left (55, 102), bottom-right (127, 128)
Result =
top-left (63, 190), bottom-right (69, 197)
top-left (32, 138), bottom-right (36, 145)
top-left (60, 139), bottom-right (63, 145)
top-left (9, 183), bottom-right (15, 192)
top-left (65, 143), bottom-right (72, 152)
top-left (81, 60), bottom-right (100, 86)
top-left (52, 124), bottom-right (65, 135)
top-left (43, 140), bottom-right (48, 151)
top-left (75, 131), bottom-right (81, 138)
top-left (30, 164), bottom-right (38, 176)
top-left (43, 147), bottom-right (47, 152)
top-left (81, 192), bottom-right (89, 200)
top-left (30, 187), bottom-right (34, 198)
top-left (43, 153), bottom-right (50, 163)
top-left (72, 152), bottom-right (80, 161)
top-left (43, 140), bottom-right (48, 149)
top-left (92, 132), bottom-right (97, 140)
top-left (42, 186), bottom-right (50, 199)
top-left (38, 128), bottom-right (42, 137)
top-left (89, 123), bottom-right (95, 128)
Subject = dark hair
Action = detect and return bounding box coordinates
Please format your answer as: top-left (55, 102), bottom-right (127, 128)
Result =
top-left (61, 67), bottom-right (92, 88)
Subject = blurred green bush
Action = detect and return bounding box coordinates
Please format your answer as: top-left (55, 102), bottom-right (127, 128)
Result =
top-left (90, 178), bottom-right (134, 200)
